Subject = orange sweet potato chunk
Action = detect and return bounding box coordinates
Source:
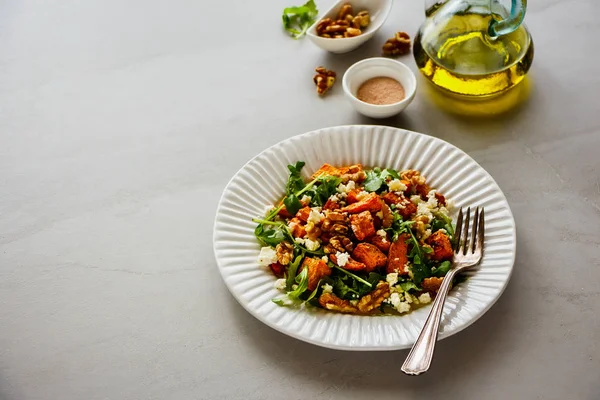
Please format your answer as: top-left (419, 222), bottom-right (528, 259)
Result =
top-left (349, 211), bottom-right (376, 241)
top-left (300, 257), bottom-right (332, 291)
top-left (295, 206), bottom-right (311, 223)
top-left (368, 234), bottom-right (391, 253)
top-left (328, 254), bottom-right (366, 271)
top-left (387, 234), bottom-right (410, 275)
top-left (341, 193), bottom-right (382, 214)
top-left (426, 231), bottom-right (453, 261)
top-left (422, 277), bottom-right (444, 293)
top-left (352, 243), bottom-right (387, 272)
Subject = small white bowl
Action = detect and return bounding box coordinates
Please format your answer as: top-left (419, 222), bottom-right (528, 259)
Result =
top-left (342, 58), bottom-right (417, 119)
top-left (306, 0), bottom-right (393, 54)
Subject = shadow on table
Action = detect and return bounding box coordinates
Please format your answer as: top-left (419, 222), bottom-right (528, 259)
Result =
top-left (227, 274), bottom-right (521, 394)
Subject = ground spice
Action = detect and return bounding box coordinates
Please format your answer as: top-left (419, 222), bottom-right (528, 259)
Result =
top-left (356, 76), bottom-right (405, 105)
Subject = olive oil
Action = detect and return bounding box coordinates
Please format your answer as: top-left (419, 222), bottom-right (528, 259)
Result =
top-left (414, 12), bottom-right (534, 97)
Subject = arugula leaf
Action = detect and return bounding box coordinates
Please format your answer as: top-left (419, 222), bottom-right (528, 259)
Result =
top-left (358, 272), bottom-right (384, 295)
top-left (363, 170), bottom-right (384, 192)
top-left (286, 161), bottom-right (306, 195)
top-left (332, 275), bottom-right (359, 299)
top-left (287, 267), bottom-right (309, 298)
top-left (434, 261), bottom-right (452, 277)
top-left (286, 255), bottom-right (303, 290)
top-left (272, 298), bottom-right (287, 306)
top-left (283, 193), bottom-right (303, 215)
top-left (282, 0), bottom-right (318, 39)
top-left (399, 281), bottom-right (420, 292)
top-left (307, 176), bottom-right (342, 206)
top-left (306, 279), bottom-right (322, 302)
top-left (433, 210), bottom-right (455, 237)
top-left (254, 223), bottom-right (286, 247)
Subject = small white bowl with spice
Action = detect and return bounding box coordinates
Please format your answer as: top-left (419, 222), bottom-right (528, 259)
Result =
top-left (342, 58), bottom-right (417, 119)
top-left (306, 0), bottom-right (393, 54)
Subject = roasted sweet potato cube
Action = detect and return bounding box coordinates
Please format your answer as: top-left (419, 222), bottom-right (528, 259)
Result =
top-left (329, 253), bottom-right (366, 271)
top-left (295, 206), bottom-right (311, 223)
top-left (270, 262), bottom-right (285, 278)
top-left (382, 192), bottom-right (417, 219)
top-left (311, 163), bottom-right (342, 179)
top-left (341, 192), bottom-right (382, 214)
top-left (422, 277), bottom-right (444, 293)
top-left (288, 218), bottom-right (306, 238)
top-left (387, 234), bottom-right (410, 275)
top-left (300, 257), bottom-right (332, 291)
top-left (401, 179), bottom-right (412, 194)
top-left (416, 183), bottom-right (431, 199)
top-left (368, 234), bottom-right (391, 253)
top-left (352, 243), bottom-right (387, 272)
top-left (426, 230), bottom-right (453, 261)
top-left (349, 211), bottom-right (376, 241)
top-left (346, 189), bottom-right (361, 204)
top-left (323, 198), bottom-right (340, 210)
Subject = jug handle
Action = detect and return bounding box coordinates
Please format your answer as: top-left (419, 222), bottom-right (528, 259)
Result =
top-left (488, 0), bottom-right (527, 37)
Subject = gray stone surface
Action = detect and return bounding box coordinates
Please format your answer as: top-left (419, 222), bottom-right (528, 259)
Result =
top-left (0, 0), bottom-right (598, 399)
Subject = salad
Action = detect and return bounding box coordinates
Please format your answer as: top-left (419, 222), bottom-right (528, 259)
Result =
top-left (253, 162), bottom-right (456, 315)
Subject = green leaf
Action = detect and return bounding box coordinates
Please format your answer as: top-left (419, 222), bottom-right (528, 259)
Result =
top-left (288, 267), bottom-right (309, 298)
top-left (286, 255), bottom-right (303, 290)
top-left (282, 0), bottom-right (318, 39)
top-left (332, 275), bottom-right (359, 299)
top-left (283, 194), bottom-right (303, 215)
top-left (307, 176), bottom-right (342, 206)
top-left (285, 161), bottom-right (306, 195)
top-left (272, 298), bottom-right (286, 306)
top-left (422, 245), bottom-right (433, 254)
top-left (363, 170), bottom-right (384, 192)
top-left (399, 281), bottom-right (420, 292)
top-left (306, 279), bottom-right (322, 302)
top-left (434, 261), bottom-right (452, 277)
top-left (254, 223), bottom-right (286, 247)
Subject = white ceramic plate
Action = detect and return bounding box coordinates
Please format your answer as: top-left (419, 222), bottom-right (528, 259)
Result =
top-left (213, 125), bottom-right (516, 351)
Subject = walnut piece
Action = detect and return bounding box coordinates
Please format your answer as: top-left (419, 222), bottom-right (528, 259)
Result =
top-left (305, 220), bottom-right (322, 241)
top-left (316, 6), bottom-right (370, 39)
top-left (357, 281), bottom-right (391, 313)
top-left (319, 293), bottom-right (358, 313)
top-left (352, 11), bottom-right (370, 29)
top-left (382, 31), bottom-right (412, 57)
top-left (329, 235), bottom-right (354, 253)
top-left (313, 67), bottom-right (336, 96)
top-left (275, 241), bottom-right (294, 266)
top-left (336, 3), bottom-right (354, 21)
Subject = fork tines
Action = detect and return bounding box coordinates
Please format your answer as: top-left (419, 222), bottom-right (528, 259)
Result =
top-left (454, 207), bottom-right (485, 255)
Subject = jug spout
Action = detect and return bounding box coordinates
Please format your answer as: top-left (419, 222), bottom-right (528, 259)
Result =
top-left (489, 0), bottom-right (527, 37)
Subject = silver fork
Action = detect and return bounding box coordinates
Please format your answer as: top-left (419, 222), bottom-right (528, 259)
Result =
top-left (401, 207), bottom-right (485, 375)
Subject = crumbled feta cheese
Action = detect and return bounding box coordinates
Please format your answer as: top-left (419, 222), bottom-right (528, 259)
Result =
top-left (307, 208), bottom-right (324, 224)
top-left (336, 251), bottom-right (350, 267)
top-left (257, 247), bottom-right (278, 266)
top-left (438, 206), bottom-right (450, 216)
top-left (417, 202), bottom-right (433, 219)
top-left (418, 293), bottom-right (432, 304)
top-left (322, 256), bottom-right (329, 263)
top-left (274, 278), bottom-right (287, 290)
top-left (411, 195), bottom-right (423, 204)
top-left (375, 211), bottom-right (384, 219)
top-left (322, 283), bottom-right (333, 294)
top-left (304, 239), bottom-right (320, 251)
top-left (438, 228), bottom-right (448, 234)
top-left (350, 299), bottom-right (359, 306)
top-left (328, 193), bottom-right (340, 202)
top-left (405, 293), bottom-right (415, 304)
top-left (337, 180), bottom-right (356, 193)
top-left (300, 195), bottom-right (312, 204)
top-left (388, 179), bottom-right (407, 192)
top-left (376, 229), bottom-right (387, 238)
top-left (355, 191), bottom-right (369, 201)
top-left (295, 237), bottom-right (305, 245)
top-left (396, 301), bottom-right (411, 314)
top-left (427, 190), bottom-right (439, 208)
top-left (445, 199), bottom-right (455, 211)
top-left (386, 272), bottom-right (399, 286)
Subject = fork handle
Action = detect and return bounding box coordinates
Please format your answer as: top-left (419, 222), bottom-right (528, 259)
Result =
top-left (401, 268), bottom-right (459, 375)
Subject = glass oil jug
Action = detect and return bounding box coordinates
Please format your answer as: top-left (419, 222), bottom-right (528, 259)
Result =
top-left (414, 0), bottom-right (534, 97)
